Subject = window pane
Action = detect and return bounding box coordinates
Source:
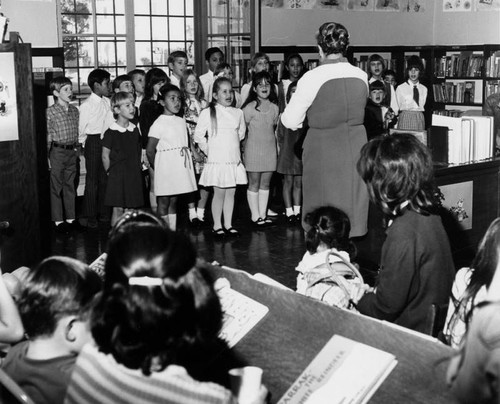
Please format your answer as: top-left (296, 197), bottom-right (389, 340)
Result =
top-left (63, 37), bottom-right (78, 67)
top-left (134, 0), bottom-right (149, 14)
top-left (96, 15), bottom-right (115, 34)
top-left (169, 0), bottom-right (184, 15)
top-left (61, 0), bottom-right (75, 13)
top-left (186, 42), bottom-right (194, 64)
top-left (152, 17), bottom-right (167, 40)
top-left (79, 41), bottom-right (95, 66)
top-left (114, 0), bottom-right (124, 14)
top-left (136, 42), bottom-right (152, 66)
top-left (209, 17), bottom-right (227, 35)
top-left (116, 41), bottom-right (126, 66)
top-left (169, 17), bottom-right (185, 41)
top-left (152, 42), bottom-right (169, 65)
top-left (210, 0), bottom-right (227, 18)
top-left (185, 0), bottom-right (194, 15)
top-left (97, 41), bottom-right (115, 66)
top-left (185, 17), bottom-right (194, 41)
top-left (76, 14), bottom-right (93, 34)
top-left (66, 68), bottom-right (79, 92)
top-left (135, 16), bottom-right (151, 40)
top-left (79, 68), bottom-right (94, 94)
top-left (115, 16), bottom-right (126, 35)
top-left (151, 0), bottom-right (168, 15)
top-left (61, 14), bottom-right (76, 35)
top-left (95, 0), bottom-right (114, 14)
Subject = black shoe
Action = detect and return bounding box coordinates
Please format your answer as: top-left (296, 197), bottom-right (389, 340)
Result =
top-left (252, 218), bottom-right (271, 229)
top-left (295, 214), bottom-right (301, 223)
top-left (224, 227), bottom-right (240, 237)
top-left (68, 221), bottom-right (86, 232)
top-left (212, 228), bottom-right (226, 239)
top-left (55, 222), bottom-right (71, 234)
top-left (190, 218), bottom-right (201, 228)
top-left (286, 215), bottom-right (296, 224)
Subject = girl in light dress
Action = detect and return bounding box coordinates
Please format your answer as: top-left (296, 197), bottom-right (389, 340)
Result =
top-left (180, 69), bottom-right (210, 226)
top-left (194, 77), bottom-right (247, 238)
top-left (241, 71), bottom-right (279, 227)
top-left (146, 83), bottom-right (197, 231)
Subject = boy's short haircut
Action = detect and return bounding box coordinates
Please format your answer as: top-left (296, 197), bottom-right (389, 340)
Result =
top-left (205, 47), bottom-right (224, 61)
top-left (214, 62), bottom-right (232, 76)
top-left (111, 91), bottom-right (134, 110)
top-left (87, 69), bottom-right (111, 92)
top-left (368, 54), bottom-right (386, 68)
top-left (18, 256), bottom-right (102, 339)
top-left (369, 80), bottom-right (386, 93)
top-left (49, 76), bottom-right (72, 95)
top-left (168, 50), bottom-right (188, 65)
top-left (112, 74), bottom-right (133, 91)
top-left (127, 69), bottom-right (146, 79)
top-left (383, 69), bottom-right (397, 79)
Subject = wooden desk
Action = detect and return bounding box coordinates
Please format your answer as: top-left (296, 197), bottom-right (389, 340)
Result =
top-left (208, 265), bottom-right (458, 404)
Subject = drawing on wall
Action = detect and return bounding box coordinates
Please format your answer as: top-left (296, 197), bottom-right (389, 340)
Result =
top-left (262, 0), bottom-right (347, 8)
top-left (438, 181), bottom-right (473, 230)
top-left (475, 0), bottom-right (500, 10)
top-left (347, 0), bottom-right (375, 10)
top-left (401, 0), bottom-right (426, 12)
top-left (375, 0), bottom-right (400, 11)
top-left (443, 0), bottom-right (472, 11)
top-left (0, 52), bottom-right (18, 142)
top-left (315, 0), bottom-right (347, 9)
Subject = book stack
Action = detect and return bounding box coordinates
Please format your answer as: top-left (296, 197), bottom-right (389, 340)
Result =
top-left (431, 114), bottom-right (494, 165)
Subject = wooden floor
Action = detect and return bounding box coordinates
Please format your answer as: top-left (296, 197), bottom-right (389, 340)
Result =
top-left (49, 190), bottom-right (389, 289)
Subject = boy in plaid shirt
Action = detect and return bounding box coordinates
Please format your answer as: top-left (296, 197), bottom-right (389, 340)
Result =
top-left (46, 76), bottom-right (81, 234)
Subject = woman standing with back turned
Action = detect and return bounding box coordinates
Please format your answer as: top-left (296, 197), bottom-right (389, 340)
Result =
top-left (281, 22), bottom-right (369, 237)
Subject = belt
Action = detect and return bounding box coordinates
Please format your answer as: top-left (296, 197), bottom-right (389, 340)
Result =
top-left (53, 142), bottom-right (78, 150)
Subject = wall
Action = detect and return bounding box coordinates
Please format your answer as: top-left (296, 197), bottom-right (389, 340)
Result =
top-left (260, 2), bottom-right (500, 47)
top-left (2, 0), bottom-right (59, 47)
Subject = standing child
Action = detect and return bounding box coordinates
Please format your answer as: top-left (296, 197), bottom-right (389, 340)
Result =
top-left (102, 92), bottom-right (144, 226)
top-left (111, 74), bottom-right (138, 125)
top-left (240, 52), bottom-right (271, 105)
top-left (364, 80), bottom-right (397, 140)
top-left (194, 77), bottom-right (247, 238)
top-left (213, 63), bottom-right (242, 107)
top-left (146, 84), bottom-right (197, 231)
top-left (181, 69), bottom-right (210, 226)
top-left (128, 68), bottom-right (146, 111)
top-left (396, 55), bottom-right (427, 131)
top-left (277, 53), bottom-right (304, 112)
top-left (46, 76), bottom-right (81, 234)
top-left (199, 47), bottom-right (225, 102)
top-left (368, 54), bottom-right (399, 114)
top-left (242, 71), bottom-right (279, 227)
top-left (167, 50), bottom-right (188, 88)
top-left (277, 82), bottom-right (304, 223)
top-left (296, 206), bottom-right (367, 309)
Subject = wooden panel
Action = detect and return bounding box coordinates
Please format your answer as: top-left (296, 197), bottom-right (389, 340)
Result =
top-left (0, 43), bottom-right (41, 271)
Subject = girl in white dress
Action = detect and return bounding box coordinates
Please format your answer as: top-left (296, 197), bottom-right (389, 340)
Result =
top-left (146, 84), bottom-right (197, 230)
top-left (194, 77), bottom-right (247, 238)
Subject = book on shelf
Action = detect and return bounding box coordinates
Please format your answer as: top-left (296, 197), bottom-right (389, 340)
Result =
top-left (486, 51), bottom-right (500, 78)
top-left (485, 80), bottom-right (500, 98)
top-left (431, 113), bottom-right (494, 165)
top-left (433, 81), bottom-right (476, 104)
top-left (277, 334), bottom-right (397, 404)
top-left (434, 52), bottom-right (483, 78)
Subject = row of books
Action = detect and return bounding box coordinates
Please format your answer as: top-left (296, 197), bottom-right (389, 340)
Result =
top-left (486, 51), bottom-right (500, 78)
top-left (485, 80), bottom-right (500, 98)
top-left (433, 109), bottom-right (465, 117)
top-left (431, 114), bottom-right (494, 165)
top-left (433, 81), bottom-right (476, 104)
top-left (433, 52), bottom-right (483, 78)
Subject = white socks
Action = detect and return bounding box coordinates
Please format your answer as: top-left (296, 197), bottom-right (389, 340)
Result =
top-left (188, 207), bottom-right (197, 221)
top-left (293, 205), bottom-right (301, 216)
top-left (258, 189), bottom-right (270, 219)
top-left (247, 190), bottom-right (260, 221)
top-left (286, 207), bottom-right (294, 217)
top-left (197, 208), bottom-right (205, 221)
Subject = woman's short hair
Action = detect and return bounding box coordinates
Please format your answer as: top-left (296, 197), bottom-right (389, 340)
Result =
top-left (357, 133), bottom-right (437, 218)
top-left (18, 256), bottom-right (102, 338)
top-left (91, 223), bottom-right (223, 376)
top-left (317, 22), bottom-right (349, 56)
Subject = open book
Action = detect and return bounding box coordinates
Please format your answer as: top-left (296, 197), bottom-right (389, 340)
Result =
top-left (278, 335), bottom-right (397, 404)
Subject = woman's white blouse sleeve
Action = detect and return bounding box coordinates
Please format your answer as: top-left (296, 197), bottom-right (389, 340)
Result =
top-left (281, 72), bottom-right (316, 130)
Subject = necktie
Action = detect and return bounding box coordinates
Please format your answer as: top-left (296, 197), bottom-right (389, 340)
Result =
top-left (413, 85), bottom-right (419, 106)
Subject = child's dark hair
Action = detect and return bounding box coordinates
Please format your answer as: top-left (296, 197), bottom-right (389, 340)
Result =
top-left (304, 206), bottom-right (356, 259)
top-left (18, 256), bottom-right (102, 339)
top-left (180, 69), bottom-right (204, 100)
top-left (144, 68), bottom-right (169, 101)
top-left (112, 74), bottom-right (132, 91)
top-left (209, 77), bottom-right (232, 135)
top-left (405, 55), bottom-right (425, 79)
top-left (205, 47), bottom-right (224, 61)
top-left (168, 50), bottom-right (188, 65)
top-left (283, 53), bottom-right (305, 80)
top-left (158, 83), bottom-right (183, 117)
top-left (369, 80), bottom-right (386, 93)
top-left (87, 69), bottom-right (111, 92)
top-left (128, 68), bottom-right (146, 79)
top-left (383, 69), bottom-right (397, 80)
top-left (91, 223), bottom-right (223, 376)
top-left (49, 76), bottom-right (72, 98)
top-left (214, 62), bottom-right (232, 77)
top-left (286, 80), bottom-right (298, 104)
top-left (368, 54), bottom-right (386, 69)
top-left (357, 133), bottom-right (437, 218)
top-left (241, 71), bottom-right (278, 110)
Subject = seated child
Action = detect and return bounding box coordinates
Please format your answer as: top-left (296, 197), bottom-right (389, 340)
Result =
top-left (66, 219), bottom-right (268, 404)
top-left (1, 256), bottom-right (101, 404)
top-left (364, 80), bottom-right (397, 140)
top-left (296, 206), bottom-right (368, 310)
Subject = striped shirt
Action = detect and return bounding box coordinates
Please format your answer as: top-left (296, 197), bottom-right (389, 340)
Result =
top-left (46, 102), bottom-right (79, 147)
top-left (65, 344), bottom-right (235, 404)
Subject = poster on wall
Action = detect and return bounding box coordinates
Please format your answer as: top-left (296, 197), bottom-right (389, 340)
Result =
top-left (439, 181), bottom-right (473, 231)
top-left (374, 0), bottom-right (400, 11)
top-left (347, 0), bottom-right (375, 10)
top-left (400, 0), bottom-right (426, 12)
top-left (475, 0), bottom-right (500, 10)
top-left (0, 52), bottom-right (18, 142)
top-left (443, 0), bottom-right (472, 11)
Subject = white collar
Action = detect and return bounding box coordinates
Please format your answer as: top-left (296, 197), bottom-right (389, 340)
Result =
top-left (408, 80), bottom-right (419, 86)
top-left (110, 121), bottom-right (136, 132)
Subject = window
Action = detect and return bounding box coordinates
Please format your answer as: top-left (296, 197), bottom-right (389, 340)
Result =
top-left (60, 0), bottom-right (194, 99)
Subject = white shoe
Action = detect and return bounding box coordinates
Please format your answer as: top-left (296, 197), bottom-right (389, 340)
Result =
top-left (267, 209), bottom-right (279, 217)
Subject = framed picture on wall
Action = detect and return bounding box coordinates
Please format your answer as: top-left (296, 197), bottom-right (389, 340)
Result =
top-left (0, 52), bottom-right (18, 142)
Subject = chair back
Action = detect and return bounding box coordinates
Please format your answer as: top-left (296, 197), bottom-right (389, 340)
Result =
top-left (0, 368), bottom-right (35, 404)
top-left (425, 303), bottom-right (449, 337)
